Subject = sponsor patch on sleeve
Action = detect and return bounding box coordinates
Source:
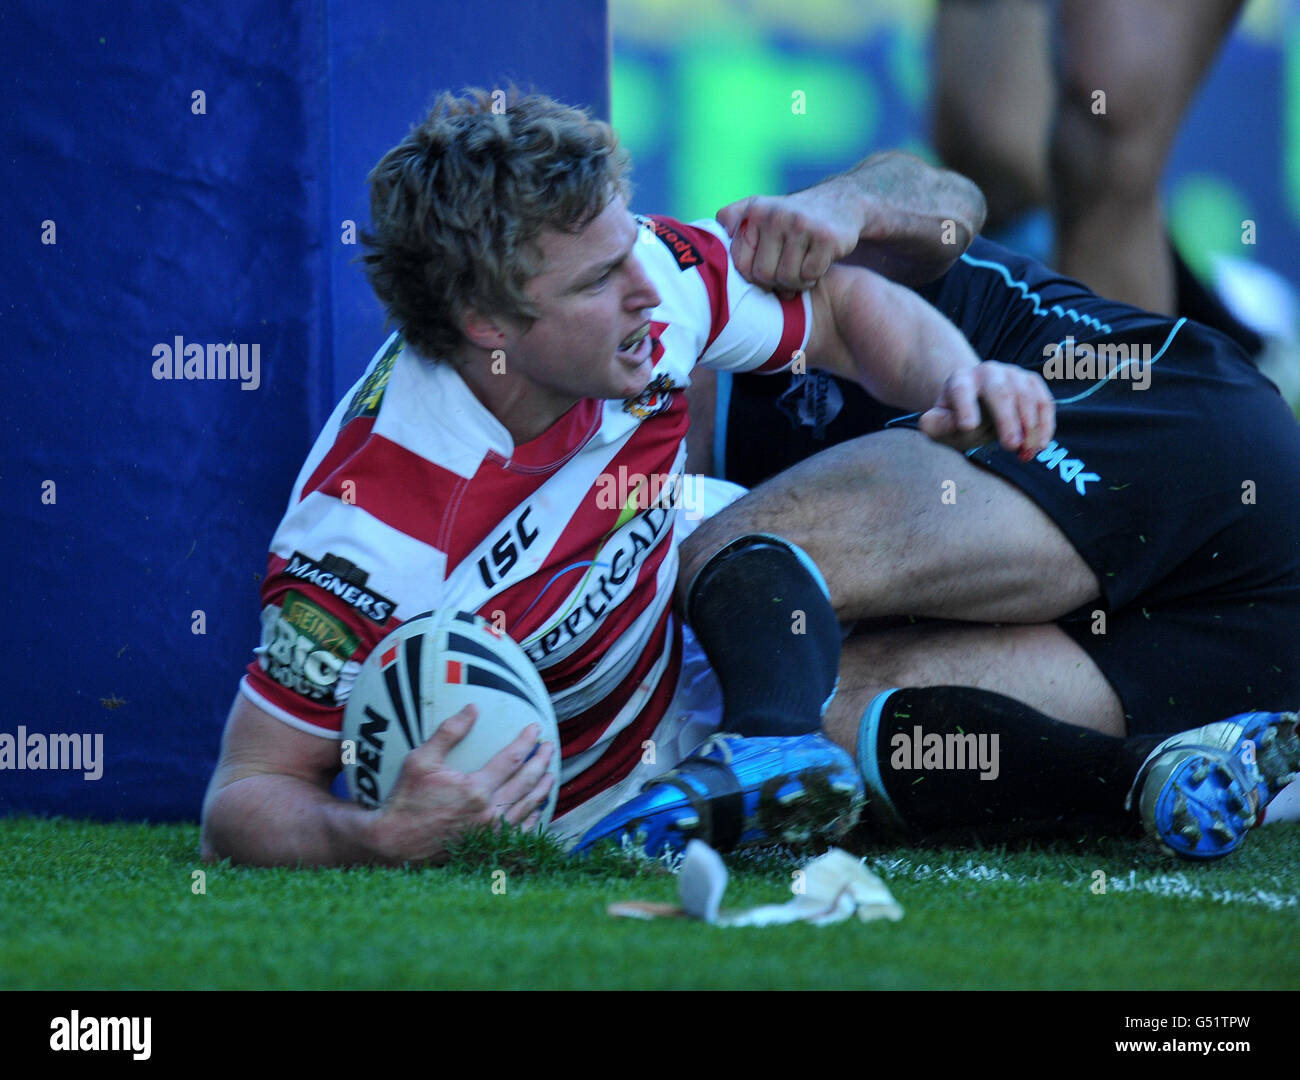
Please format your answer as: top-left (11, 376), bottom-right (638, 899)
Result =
top-left (343, 335), bottom-right (403, 423)
top-left (255, 591), bottom-right (363, 707)
top-left (640, 215), bottom-right (703, 271)
top-left (282, 551), bottom-right (395, 624)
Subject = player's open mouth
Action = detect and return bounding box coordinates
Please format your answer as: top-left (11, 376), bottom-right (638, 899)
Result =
top-left (616, 323), bottom-right (651, 364)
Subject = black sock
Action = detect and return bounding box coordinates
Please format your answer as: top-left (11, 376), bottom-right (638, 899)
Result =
top-left (858, 686), bottom-right (1166, 834)
top-left (686, 533), bottom-right (840, 738)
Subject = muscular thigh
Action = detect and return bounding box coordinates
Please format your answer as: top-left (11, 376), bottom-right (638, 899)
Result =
top-left (679, 426), bottom-right (1101, 624)
top-left (823, 620), bottom-right (1128, 749)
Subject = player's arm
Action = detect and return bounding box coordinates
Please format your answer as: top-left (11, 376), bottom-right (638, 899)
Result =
top-left (804, 262), bottom-right (1054, 458)
top-left (718, 150), bottom-right (986, 291)
top-left (200, 693), bottom-right (554, 867)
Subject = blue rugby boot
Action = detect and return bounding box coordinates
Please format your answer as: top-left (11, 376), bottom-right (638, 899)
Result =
top-left (1130, 710), bottom-right (1300, 860)
top-left (571, 732), bottom-right (865, 859)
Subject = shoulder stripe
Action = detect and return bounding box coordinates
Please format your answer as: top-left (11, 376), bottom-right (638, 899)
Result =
top-left (959, 251), bottom-right (1113, 336)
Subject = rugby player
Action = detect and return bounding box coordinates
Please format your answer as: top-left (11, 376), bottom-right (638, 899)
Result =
top-left (200, 89), bottom-right (1298, 869)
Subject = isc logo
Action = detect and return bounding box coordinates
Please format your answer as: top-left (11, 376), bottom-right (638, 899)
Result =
top-left (476, 507), bottom-right (539, 588)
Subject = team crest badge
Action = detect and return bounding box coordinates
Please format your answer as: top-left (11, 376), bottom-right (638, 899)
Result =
top-left (623, 372), bottom-right (678, 419)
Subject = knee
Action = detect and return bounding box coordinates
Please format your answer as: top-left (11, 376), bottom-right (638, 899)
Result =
top-left (1050, 58), bottom-right (1170, 211)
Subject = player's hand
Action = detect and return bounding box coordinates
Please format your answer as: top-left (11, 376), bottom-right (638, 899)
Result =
top-left (918, 361), bottom-right (1055, 460)
top-left (717, 188), bottom-right (866, 297)
top-left (375, 704), bottom-right (555, 863)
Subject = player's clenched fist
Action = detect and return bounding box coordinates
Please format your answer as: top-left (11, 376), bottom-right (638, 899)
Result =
top-left (375, 705), bottom-right (555, 864)
top-left (718, 189), bottom-right (866, 295)
top-left (918, 361), bottom-right (1055, 460)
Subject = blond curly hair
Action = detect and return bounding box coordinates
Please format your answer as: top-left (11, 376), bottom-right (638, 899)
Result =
top-left (361, 88), bottom-right (630, 362)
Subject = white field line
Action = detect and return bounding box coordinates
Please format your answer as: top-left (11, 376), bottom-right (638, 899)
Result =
top-left (868, 856), bottom-right (1299, 912)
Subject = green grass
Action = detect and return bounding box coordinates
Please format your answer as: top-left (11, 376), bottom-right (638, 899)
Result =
top-left (1, 816), bottom-right (1296, 989)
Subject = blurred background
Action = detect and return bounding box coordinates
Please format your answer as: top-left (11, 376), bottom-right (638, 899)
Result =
top-left (612, 0), bottom-right (1298, 325)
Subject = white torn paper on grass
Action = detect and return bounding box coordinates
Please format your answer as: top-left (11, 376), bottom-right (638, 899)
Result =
top-left (608, 840), bottom-right (904, 926)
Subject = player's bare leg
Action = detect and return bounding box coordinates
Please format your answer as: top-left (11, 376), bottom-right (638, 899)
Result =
top-left (671, 426), bottom-right (1300, 855)
top-left (932, 0), bottom-right (1053, 232)
top-left (822, 620), bottom-right (1126, 746)
top-left (1050, 0), bottom-right (1245, 313)
top-left (677, 428), bottom-right (1100, 626)
top-left (587, 428), bottom-right (1300, 857)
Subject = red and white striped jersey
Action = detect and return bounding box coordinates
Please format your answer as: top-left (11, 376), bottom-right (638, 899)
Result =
top-left (240, 214), bottom-right (812, 816)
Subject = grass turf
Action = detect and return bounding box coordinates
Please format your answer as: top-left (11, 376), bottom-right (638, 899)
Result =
top-left (1, 816), bottom-right (1296, 990)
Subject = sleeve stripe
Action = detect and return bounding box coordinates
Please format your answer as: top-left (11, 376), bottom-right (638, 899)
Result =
top-left (754, 290), bottom-right (811, 372)
top-left (698, 228), bottom-right (732, 353)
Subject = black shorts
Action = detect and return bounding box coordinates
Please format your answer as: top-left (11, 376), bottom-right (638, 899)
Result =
top-left (721, 238), bottom-right (1300, 735)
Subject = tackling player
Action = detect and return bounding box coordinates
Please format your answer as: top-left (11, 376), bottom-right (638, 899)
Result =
top-left (579, 189), bottom-right (1300, 860)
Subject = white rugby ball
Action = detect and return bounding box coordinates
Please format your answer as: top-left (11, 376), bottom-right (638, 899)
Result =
top-left (341, 609), bottom-right (560, 827)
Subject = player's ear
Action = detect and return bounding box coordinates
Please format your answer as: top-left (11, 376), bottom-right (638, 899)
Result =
top-left (459, 307), bottom-right (511, 352)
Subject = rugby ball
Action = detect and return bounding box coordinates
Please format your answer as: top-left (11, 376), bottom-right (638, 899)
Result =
top-left (341, 610), bottom-right (560, 827)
